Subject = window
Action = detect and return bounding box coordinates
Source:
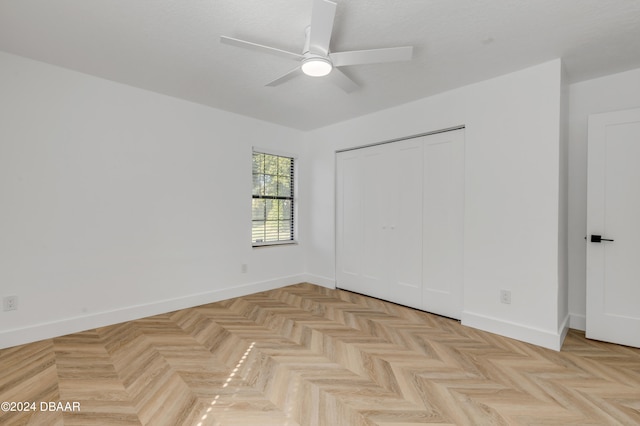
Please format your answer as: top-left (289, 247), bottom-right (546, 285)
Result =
top-left (252, 151), bottom-right (295, 246)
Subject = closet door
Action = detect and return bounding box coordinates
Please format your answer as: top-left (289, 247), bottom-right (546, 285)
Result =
top-left (386, 139), bottom-right (424, 309)
top-left (336, 144), bottom-right (390, 299)
top-left (336, 150), bottom-right (364, 294)
top-left (336, 141), bottom-right (423, 304)
top-left (359, 145), bottom-right (389, 301)
top-left (336, 129), bottom-right (464, 320)
top-left (422, 129), bottom-right (465, 319)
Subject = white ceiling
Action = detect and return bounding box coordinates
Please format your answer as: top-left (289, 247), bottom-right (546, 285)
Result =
top-left (1, 0), bottom-right (639, 130)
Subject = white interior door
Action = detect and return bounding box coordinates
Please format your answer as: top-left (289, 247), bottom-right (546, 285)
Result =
top-left (336, 145), bottom-right (390, 301)
top-left (387, 139), bottom-right (424, 309)
top-left (336, 151), bottom-right (364, 294)
top-left (422, 129), bottom-right (465, 319)
top-left (587, 107), bottom-right (640, 348)
top-left (360, 146), bottom-right (389, 301)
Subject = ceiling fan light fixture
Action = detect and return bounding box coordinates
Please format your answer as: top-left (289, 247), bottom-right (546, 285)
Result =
top-left (301, 57), bottom-right (333, 77)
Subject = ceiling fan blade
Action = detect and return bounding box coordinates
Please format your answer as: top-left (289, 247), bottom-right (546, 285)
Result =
top-left (220, 36), bottom-right (303, 62)
top-left (308, 0), bottom-right (337, 55)
top-left (328, 68), bottom-right (359, 93)
top-left (266, 66), bottom-right (303, 87)
top-left (330, 46), bottom-right (413, 67)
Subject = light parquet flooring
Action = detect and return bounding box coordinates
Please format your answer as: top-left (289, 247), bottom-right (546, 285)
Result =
top-left (2, 283), bottom-right (640, 425)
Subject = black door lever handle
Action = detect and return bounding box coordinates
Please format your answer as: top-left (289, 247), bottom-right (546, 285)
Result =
top-left (590, 235), bottom-right (614, 243)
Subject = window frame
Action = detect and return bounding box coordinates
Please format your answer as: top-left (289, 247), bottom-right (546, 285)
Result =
top-left (251, 148), bottom-right (297, 247)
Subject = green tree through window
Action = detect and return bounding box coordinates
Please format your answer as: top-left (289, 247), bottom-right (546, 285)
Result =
top-left (252, 152), bottom-right (294, 245)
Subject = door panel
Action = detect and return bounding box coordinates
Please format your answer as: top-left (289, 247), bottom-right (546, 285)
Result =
top-left (422, 130), bottom-right (465, 319)
top-left (360, 148), bottom-right (388, 300)
top-left (388, 140), bottom-right (423, 308)
top-left (587, 108), bottom-right (640, 348)
top-left (603, 122), bottom-right (640, 318)
top-left (336, 153), bottom-right (363, 292)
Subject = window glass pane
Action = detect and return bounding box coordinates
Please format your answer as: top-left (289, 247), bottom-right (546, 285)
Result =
top-left (252, 153), bottom-right (264, 174)
top-left (263, 174), bottom-right (277, 197)
top-left (252, 199), bottom-right (266, 221)
top-left (277, 176), bottom-right (291, 197)
top-left (279, 200), bottom-right (291, 220)
top-left (264, 221), bottom-right (279, 241)
top-left (264, 199), bottom-right (276, 220)
top-left (252, 222), bottom-right (265, 243)
top-left (279, 220), bottom-right (293, 240)
top-left (252, 174), bottom-right (264, 196)
top-left (278, 156), bottom-right (292, 176)
top-left (264, 155), bottom-right (279, 175)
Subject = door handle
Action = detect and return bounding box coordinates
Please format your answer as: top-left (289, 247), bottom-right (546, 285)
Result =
top-left (590, 234), bottom-right (614, 243)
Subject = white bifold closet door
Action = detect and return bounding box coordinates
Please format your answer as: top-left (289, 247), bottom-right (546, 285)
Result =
top-left (336, 129), bottom-right (464, 319)
top-left (421, 130), bottom-right (465, 318)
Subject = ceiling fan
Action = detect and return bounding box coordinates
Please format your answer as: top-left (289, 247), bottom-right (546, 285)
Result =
top-left (220, 0), bottom-right (413, 93)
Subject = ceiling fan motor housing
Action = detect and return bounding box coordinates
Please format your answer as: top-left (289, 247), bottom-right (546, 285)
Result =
top-left (301, 54), bottom-right (333, 76)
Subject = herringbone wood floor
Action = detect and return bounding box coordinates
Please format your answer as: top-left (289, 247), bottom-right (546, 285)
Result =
top-left (1, 283), bottom-right (639, 425)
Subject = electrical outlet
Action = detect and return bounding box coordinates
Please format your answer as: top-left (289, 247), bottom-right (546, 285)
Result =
top-left (3, 296), bottom-right (18, 311)
top-left (241, 263), bottom-right (248, 273)
top-left (500, 290), bottom-right (511, 305)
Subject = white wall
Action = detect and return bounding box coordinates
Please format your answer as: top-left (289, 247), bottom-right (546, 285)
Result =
top-left (558, 65), bottom-right (570, 333)
top-left (0, 51), bottom-right (308, 349)
top-left (306, 59), bottom-right (566, 349)
top-left (567, 67), bottom-right (640, 330)
top-left (1, 51), bottom-right (591, 352)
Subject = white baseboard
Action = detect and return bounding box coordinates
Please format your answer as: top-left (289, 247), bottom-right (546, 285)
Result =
top-left (301, 274), bottom-right (336, 289)
top-left (558, 314), bottom-right (570, 348)
top-left (462, 311), bottom-right (569, 351)
top-left (0, 275), bottom-right (307, 350)
top-left (569, 313), bottom-right (586, 331)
